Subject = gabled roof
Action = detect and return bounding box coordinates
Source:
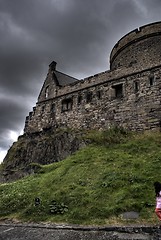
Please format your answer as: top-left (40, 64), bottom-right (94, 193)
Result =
top-left (54, 70), bottom-right (79, 86)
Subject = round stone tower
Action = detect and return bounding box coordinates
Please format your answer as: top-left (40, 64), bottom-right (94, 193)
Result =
top-left (110, 21), bottom-right (161, 70)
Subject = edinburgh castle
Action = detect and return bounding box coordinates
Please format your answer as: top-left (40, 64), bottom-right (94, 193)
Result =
top-left (2, 21), bottom-right (161, 181)
top-left (25, 21), bottom-right (161, 133)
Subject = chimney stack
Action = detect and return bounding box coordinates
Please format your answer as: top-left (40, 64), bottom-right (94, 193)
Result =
top-left (49, 61), bottom-right (57, 71)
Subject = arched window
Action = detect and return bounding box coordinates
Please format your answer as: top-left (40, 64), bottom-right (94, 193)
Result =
top-left (45, 86), bottom-right (49, 98)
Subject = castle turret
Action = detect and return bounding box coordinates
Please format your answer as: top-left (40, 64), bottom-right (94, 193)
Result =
top-left (110, 21), bottom-right (161, 70)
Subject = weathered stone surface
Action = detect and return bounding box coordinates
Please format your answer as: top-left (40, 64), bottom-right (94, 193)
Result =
top-left (1, 129), bottom-right (87, 182)
top-left (110, 22), bottom-right (161, 70)
top-left (122, 211), bottom-right (140, 220)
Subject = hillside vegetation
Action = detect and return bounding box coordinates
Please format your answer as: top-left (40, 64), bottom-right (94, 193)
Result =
top-left (0, 128), bottom-right (161, 225)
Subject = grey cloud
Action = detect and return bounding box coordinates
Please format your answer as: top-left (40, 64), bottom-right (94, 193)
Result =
top-left (0, 98), bottom-right (27, 130)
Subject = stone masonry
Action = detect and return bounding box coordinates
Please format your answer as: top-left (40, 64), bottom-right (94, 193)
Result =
top-left (24, 21), bottom-right (161, 134)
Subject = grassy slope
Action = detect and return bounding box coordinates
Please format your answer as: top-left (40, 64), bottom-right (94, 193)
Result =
top-left (0, 130), bottom-right (161, 225)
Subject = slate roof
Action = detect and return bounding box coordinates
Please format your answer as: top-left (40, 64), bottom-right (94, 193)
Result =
top-left (54, 70), bottom-right (79, 86)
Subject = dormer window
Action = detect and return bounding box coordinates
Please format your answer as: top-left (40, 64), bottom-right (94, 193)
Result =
top-left (45, 86), bottom-right (49, 98)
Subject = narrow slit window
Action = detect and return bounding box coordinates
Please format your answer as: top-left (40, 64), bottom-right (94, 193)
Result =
top-left (78, 95), bottom-right (82, 105)
top-left (96, 90), bottom-right (102, 99)
top-left (51, 103), bottom-right (55, 113)
top-left (149, 74), bottom-right (155, 86)
top-left (134, 81), bottom-right (139, 93)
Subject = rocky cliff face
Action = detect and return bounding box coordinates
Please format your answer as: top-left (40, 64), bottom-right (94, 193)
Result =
top-left (0, 128), bottom-right (87, 182)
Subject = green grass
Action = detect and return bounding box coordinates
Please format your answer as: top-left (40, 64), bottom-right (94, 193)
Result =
top-left (0, 129), bottom-right (161, 225)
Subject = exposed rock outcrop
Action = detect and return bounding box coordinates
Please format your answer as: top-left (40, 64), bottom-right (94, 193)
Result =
top-left (0, 128), bottom-right (87, 183)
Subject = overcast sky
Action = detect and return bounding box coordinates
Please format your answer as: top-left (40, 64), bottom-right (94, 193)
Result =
top-left (0, 0), bottom-right (161, 163)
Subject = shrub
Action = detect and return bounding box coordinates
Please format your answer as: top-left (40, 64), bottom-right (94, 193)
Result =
top-left (49, 200), bottom-right (68, 214)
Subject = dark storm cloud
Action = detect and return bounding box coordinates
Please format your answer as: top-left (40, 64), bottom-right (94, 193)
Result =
top-left (0, 97), bottom-right (28, 129)
top-left (0, 96), bottom-right (28, 149)
top-left (0, 0), bottom-right (161, 161)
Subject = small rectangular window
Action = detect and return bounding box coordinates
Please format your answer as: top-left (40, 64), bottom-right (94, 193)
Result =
top-left (51, 103), bottom-right (55, 113)
top-left (77, 95), bottom-right (82, 105)
top-left (112, 84), bottom-right (123, 98)
top-left (42, 106), bottom-right (45, 112)
top-left (62, 98), bottom-right (73, 112)
top-left (86, 92), bottom-right (92, 103)
top-left (149, 75), bottom-right (154, 86)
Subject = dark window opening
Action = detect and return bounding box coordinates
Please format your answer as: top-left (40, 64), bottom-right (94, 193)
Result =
top-left (86, 92), bottom-right (92, 103)
top-left (149, 74), bottom-right (154, 86)
top-left (42, 106), bottom-right (45, 112)
top-left (77, 95), bottom-right (82, 105)
top-left (62, 98), bottom-right (73, 112)
top-left (51, 103), bottom-right (55, 113)
top-left (96, 90), bottom-right (102, 99)
top-left (134, 81), bottom-right (139, 93)
top-left (112, 84), bottom-right (123, 98)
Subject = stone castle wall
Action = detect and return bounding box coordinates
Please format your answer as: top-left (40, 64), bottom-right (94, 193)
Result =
top-left (110, 21), bottom-right (161, 70)
top-left (24, 22), bottom-right (161, 134)
top-left (24, 65), bottom-right (161, 133)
